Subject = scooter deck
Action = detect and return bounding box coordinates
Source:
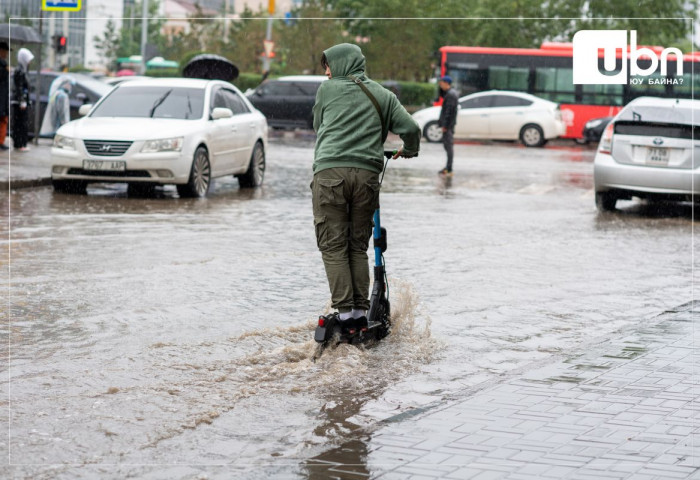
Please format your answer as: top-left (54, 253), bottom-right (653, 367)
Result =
top-left (312, 315), bottom-right (389, 362)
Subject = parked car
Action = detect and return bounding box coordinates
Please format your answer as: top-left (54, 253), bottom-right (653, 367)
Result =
top-left (581, 116), bottom-right (613, 144)
top-left (23, 71), bottom-right (113, 138)
top-left (50, 77), bottom-right (268, 198)
top-left (594, 97), bottom-right (700, 211)
top-left (246, 75), bottom-right (327, 129)
top-left (411, 90), bottom-right (566, 147)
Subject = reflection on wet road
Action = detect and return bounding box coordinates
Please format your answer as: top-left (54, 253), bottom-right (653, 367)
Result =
top-left (2, 139), bottom-right (694, 478)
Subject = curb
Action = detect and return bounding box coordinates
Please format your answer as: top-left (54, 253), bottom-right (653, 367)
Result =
top-left (3, 177), bottom-right (53, 190)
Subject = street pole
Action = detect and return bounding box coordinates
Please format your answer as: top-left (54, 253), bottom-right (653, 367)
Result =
top-left (32, 9), bottom-right (43, 146)
top-left (223, 0), bottom-right (230, 44)
top-left (262, 4), bottom-right (273, 74)
top-left (140, 0), bottom-right (149, 74)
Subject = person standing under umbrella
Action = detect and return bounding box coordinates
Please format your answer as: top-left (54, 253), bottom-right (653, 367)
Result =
top-left (11, 47), bottom-right (33, 151)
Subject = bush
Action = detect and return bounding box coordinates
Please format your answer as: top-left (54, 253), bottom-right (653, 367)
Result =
top-left (388, 81), bottom-right (437, 108)
top-left (233, 73), bottom-right (266, 93)
top-left (145, 68), bottom-right (181, 78)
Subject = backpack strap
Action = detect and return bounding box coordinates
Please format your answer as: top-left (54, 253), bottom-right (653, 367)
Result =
top-left (348, 74), bottom-right (387, 143)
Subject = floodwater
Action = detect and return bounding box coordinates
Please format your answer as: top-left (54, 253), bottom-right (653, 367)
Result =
top-left (2, 137), bottom-right (695, 478)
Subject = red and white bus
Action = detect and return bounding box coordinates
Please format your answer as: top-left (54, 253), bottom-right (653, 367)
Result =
top-left (437, 44), bottom-right (699, 139)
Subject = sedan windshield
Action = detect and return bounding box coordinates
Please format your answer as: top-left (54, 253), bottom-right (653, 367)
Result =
top-left (90, 86), bottom-right (205, 120)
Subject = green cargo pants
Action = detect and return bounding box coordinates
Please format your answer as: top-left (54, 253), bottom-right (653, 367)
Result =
top-left (311, 167), bottom-right (380, 312)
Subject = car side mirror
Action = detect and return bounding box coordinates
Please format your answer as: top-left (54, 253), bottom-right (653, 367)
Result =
top-left (78, 104), bottom-right (92, 116)
top-left (76, 92), bottom-right (88, 103)
top-left (211, 107), bottom-right (233, 120)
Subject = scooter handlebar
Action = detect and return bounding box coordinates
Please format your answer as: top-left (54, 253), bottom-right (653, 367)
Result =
top-left (384, 149), bottom-right (417, 159)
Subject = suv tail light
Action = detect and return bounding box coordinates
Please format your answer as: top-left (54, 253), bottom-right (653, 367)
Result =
top-left (599, 122), bottom-right (614, 154)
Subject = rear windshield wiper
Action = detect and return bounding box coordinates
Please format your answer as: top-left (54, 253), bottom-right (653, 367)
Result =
top-left (149, 89), bottom-right (173, 117)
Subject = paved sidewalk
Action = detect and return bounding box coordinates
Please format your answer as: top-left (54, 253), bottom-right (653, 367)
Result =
top-left (0, 138), bottom-right (54, 189)
top-left (312, 303), bottom-right (698, 479)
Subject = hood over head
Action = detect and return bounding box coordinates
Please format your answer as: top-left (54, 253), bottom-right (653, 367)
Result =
top-left (323, 43), bottom-right (365, 78)
top-left (49, 75), bottom-right (75, 97)
top-left (17, 48), bottom-right (34, 69)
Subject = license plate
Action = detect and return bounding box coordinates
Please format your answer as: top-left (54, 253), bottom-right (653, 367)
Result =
top-left (646, 147), bottom-right (670, 166)
top-left (83, 160), bottom-right (126, 171)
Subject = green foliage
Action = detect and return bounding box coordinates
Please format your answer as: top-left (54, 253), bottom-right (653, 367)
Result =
top-left (276, 1), bottom-right (346, 75)
top-left (68, 65), bottom-right (91, 73)
top-left (117, 0), bottom-right (166, 58)
top-left (145, 68), bottom-right (180, 77)
top-left (97, 0), bottom-right (697, 84)
top-left (383, 81), bottom-right (436, 108)
top-left (233, 72), bottom-right (267, 92)
top-left (93, 18), bottom-right (120, 72)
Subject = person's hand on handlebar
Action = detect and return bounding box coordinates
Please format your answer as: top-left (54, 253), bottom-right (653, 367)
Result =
top-left (391, 146), bottom-right (417, 159)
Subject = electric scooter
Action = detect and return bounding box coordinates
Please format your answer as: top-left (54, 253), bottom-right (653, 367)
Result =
top-left (311, 151), bottom-right (395, 362)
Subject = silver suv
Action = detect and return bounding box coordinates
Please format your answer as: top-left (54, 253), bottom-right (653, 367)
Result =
top-left (594, 97), bottom-right (700, 211)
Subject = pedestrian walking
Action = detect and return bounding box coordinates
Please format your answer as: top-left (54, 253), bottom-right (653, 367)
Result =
top-left (311, 43), bottom-right (420, 330)
top-left (40, 75), bottom-right (74, 137)
top-left (0, 41), bottom-right (10, 150)
top-left (437, 75), bottom-right (458, 176)
top-left (11, 47), bottom-right (33, 152)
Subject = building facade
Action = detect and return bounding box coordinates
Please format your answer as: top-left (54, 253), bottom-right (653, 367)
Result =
top-left (1, 0), bottom-right (88, 69)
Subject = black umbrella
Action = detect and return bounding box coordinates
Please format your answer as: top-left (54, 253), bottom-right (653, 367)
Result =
top-left (0, 23), bottom-right (43, 45)
top-left (183, 54), bottom-right (239, 81)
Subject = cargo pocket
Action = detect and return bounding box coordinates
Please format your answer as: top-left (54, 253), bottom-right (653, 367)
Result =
top-left (318, 178), bottom-right (345, 206)
top-left (364, 180), bottom-right (380, 209)
top-left (313, 215), bottom-right (327, 249)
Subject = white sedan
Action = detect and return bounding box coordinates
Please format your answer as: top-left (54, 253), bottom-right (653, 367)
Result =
top-left (412, 90), bottom-right (566, 147)
top-left (51, 77), bottom-right (268, 197)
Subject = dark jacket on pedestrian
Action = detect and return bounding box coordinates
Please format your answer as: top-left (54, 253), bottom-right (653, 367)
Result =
top-left (0, 57), bottom-right (8, 117)
top-left (312, 43), bottom-right (420, 174)
top-left (12, 54), bottom-right (32, 107)
top-left (438, 88), bottom-right (459, 130)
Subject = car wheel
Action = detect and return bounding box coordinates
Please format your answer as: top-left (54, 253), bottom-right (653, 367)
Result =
top-left (52, 179), bottom-right (87, 194)
top-left (520, 124), bottom-right (545, 147)
top-left (423, 121), bottom-right (443, 143)
top-left (177, 146), bottom-right (211, 198)
top-left (595, 191), bottom-right (617, 212)
top-left (238, 142), bottom-right (265, 188)
top-left (127, 183), bottom-right (156, 197)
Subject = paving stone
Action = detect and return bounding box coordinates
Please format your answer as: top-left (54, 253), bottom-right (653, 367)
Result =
top-left (368, 307), bottom-right (700, 479)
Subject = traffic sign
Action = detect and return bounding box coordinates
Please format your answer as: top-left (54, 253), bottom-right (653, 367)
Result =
top-left (42, 0), bottom-right (82, 12)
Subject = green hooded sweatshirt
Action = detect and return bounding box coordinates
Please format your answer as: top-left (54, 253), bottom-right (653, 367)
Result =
top-left (312, 43), bottom-right (421, 174)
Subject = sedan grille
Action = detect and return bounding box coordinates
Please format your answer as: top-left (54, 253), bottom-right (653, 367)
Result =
top-left (84, 140), bottom-right (133, 157)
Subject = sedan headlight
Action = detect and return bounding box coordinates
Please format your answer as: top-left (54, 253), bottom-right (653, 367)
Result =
top-left (141, 137), bottom-right (184, 153)
top-left (53, 134), bottom-right (76, 150)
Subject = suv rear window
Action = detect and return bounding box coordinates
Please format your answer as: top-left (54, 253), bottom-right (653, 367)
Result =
top-left (614, 121), bottom-right (700, 139)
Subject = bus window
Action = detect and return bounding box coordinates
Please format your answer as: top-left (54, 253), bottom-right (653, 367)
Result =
top-left (668, 71), bottom-right (699, 99)
top-left (447, 66), bottom-right (487, 96)
top-left (534, 67), bottom-right (575, 103)
top-left (487, 66), bottom-right (529, 91)
top-left (582, 83), bottom-right (624, 106)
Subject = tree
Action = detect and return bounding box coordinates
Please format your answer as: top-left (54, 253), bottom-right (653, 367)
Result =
top-left (117, 0), bottom-right (166, 59)
top-left (277, 0), bottom-right (345, 75)
top-left (93, 18), bottom-right (120, 72)
top-left (578, 0), bottom-right (698, 49)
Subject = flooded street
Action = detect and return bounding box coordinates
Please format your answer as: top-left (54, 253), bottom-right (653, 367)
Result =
top-left (2, 137), bottom-right (695, 479)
